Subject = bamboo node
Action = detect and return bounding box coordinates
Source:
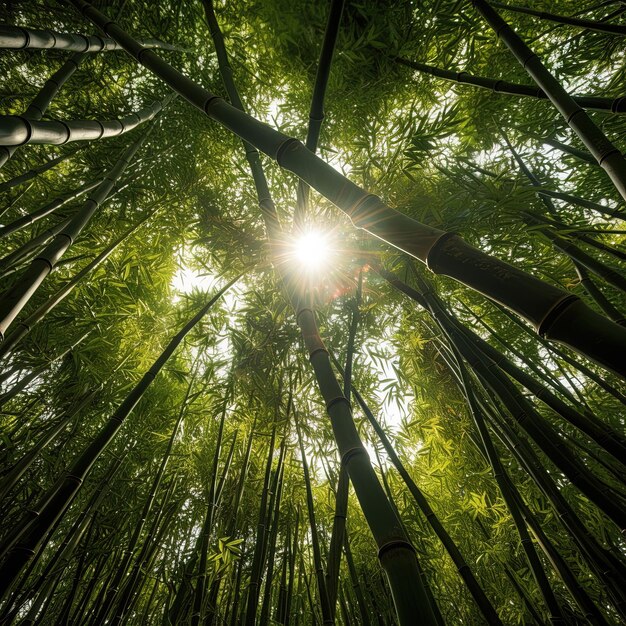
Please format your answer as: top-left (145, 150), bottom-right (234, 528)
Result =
top-left (340, 445), bottom-right (365, 466)
top-left (275, 138), bottom-right (301, 166)
top-left (377, 539), bottom-right (415, 560)
top-left (537, 294), bottom-right (579, 337)
top-left (327, 396), bottom-right (351, 413)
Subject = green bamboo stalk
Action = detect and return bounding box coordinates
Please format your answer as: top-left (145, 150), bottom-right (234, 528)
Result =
top-left (575, 264), bottom-right (626, 325)
top-left (472, 0), bottom-right (626, 201)
top-left (295, 414), bottom-right (334, 625)
top-left (92, 373), bottom-right (194, 625)
top-left (0, 206), bottom-right (160, 360)
top-left (0, 179), bottom-right (100, 240)
top-left (492, 1), bottom-right (626, 35)
top-left (0, 99), bottom-right (162, 147)
top-left (395, 56), bottom-right (626, 114)
top-left (332, 352), bottom-right (504, 624)
top-left (0, 276), bottom-right (239, 603)
top-left (67, 0), bottom-right (626, 376)
top-left (342, 533), bottom-right (372, 625)
top-left (0, 101), bottom-right (169, 339)
top-left (0, 24), bottom-right (181, 52)
top-left (191, 397), bottom-right (228, 626)
top-left (243, 425), bottom-right (277, 625)
top-left (293, 0), bottom-right (345, 227)
top-left (374, 263), bottom-right (626, 464)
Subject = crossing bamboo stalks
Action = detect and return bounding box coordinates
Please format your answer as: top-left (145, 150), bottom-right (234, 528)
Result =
top-left (244, 426), bottom-right (277, 625)
top-left (472, 0), bottom-right (626, 202)
top-left (0, 146), bottom-right (87, 194)
top-left (293, 0), bottom-right (345, 227)
top-left (67, 0), bottom-right (626, 377)
top-left (0, 103), bottom-right (168, 339)
top-left (373, 263), bottom-right (626, 465)
top-left (492, 1), bottom-right (626, 36)
top-left (575, 264), bottom-right (626, 324)
top-left (0, 276), bottom-right (239, 603)
top-left (0, 207), bottom-right (159, 359)
top-left (200, 5), bottom-right (438, 622)
top-left (92, 374), bottom-right (194, 625)
top-left (395, 57), bottom-right (626, 114)
top-left (0, 179), bottom-right (99, 240)
top-left (0, 24), bottom-right (180, 52)
top-left (452, 349), bottom-right (566, 623)
top-left (331, 353), bottom-right (504, 625)
top-left (0, 53), bottom-right (83, 168)
top-left (0, 99), bottom-right (162, 147)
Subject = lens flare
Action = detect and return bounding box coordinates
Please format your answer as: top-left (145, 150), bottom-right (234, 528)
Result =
top-left (292, 230), bottom-right (331, 272)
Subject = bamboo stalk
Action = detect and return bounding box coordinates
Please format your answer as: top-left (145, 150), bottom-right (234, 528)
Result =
top-left (472, 0), bottom-right (626, 202)
top-left (0, 101), bottom-right (169, 339)
top-left (67, 0), bottom-right (626, 376)
top-left (0, 99), bottom-right (163, 147)
top-left (0, 24), bottom-right (181, 52)
top-left (395, 56), bottom-right (626, 114)
top-left (492, 1), bottom-right (626, 36)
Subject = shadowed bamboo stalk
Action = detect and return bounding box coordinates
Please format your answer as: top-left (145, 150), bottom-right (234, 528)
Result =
top-left (575, 264), bottom-right (626, 325)
top-left (67, 0), bottom-right (626, 377)
top-left (0, 24), bottom-right (181, 52)
top-left (0, 276), bottom-right (239, 603)
top-left (293, 0), bottom-right (345, 227)
top-left (472, 0), bottom-right (626, 202)
top-left (395, 57), bottom-right (626, 114)
top-left (0, 100), bottom-right (170, 339)
top-left (492, 1), bottom-right (626, 35)
top-left (452, 347), bottom-right (566, 623)
top-left (0, 99), bottom-right (163, 147)
top-left (330, 351), bottom-right (504, 624)
top-left (295, 414), bottom-right (333, 625)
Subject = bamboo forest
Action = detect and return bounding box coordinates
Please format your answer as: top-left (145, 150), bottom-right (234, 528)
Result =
top-left (1, 0), bottom-right (626, 623)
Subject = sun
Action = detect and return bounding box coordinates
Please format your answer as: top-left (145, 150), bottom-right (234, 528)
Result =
top-left (291, 229), bottom-right (332, 273)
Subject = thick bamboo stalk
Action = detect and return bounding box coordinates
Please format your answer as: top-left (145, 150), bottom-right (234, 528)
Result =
top-left (0, 103), bottom-right (167, 339)
top-left (0, 277), bottom-right (238, 603)
top-left (67, 0), bottom-right (626, 377)
top-left (395, 57), bottom-right (626, 114)
top-left (0, 100), bottom-right (162, 147)
top-left (473, 0), bottom-right (626, 202)
top-left (333, 352), bottom-right (504, 624)
top-left (492, 1), bottom-right (626, 35)
top-left (0, 24), bottom-right (180, 52)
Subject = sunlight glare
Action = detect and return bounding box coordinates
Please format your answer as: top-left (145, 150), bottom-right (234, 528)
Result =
top-left (293, 230), bottom-right (331, 272)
